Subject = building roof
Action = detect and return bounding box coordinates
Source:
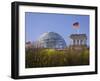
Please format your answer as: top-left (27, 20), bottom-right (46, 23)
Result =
top-left (38, 32), bottom-right (67, 49)
top-left (70, 34), bottom-right (87, 40)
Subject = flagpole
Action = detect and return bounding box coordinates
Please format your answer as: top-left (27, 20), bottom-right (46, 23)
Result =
top-left (75, 27), bottom-right (79, 34)
top-left (77, 29), bottom-right (79, 34)
top-left (73, 22), bottom-right (80, 34)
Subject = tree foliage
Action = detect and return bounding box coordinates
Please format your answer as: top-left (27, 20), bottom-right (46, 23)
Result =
top-left (25, 47), bottom-right (89, 68)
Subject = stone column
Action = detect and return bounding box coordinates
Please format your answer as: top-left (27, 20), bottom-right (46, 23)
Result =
top-left (83, 39), bottom-right (87, 45)
top-left (77, 40), bottom-right (79, 45)
top-left (73, 39), bottom-right (75, 45)
top-left (80, 40), bottom-right (83, 45)
top-left (79, 40), bottom-right (81, 45)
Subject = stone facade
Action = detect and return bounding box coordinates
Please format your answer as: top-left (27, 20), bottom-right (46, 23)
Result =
top-left (70, 34), bottom-right (87, 46)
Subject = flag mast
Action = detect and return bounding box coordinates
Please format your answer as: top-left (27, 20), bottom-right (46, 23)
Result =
top-left (73, 22), bottom-right (80, 34)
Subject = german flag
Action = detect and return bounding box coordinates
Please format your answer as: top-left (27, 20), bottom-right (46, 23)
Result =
top-left (73, 22), bottom-right (80, 29)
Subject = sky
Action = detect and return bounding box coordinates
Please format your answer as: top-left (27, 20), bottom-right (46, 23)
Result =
top-left (25, 12), bottom-right (89, 46)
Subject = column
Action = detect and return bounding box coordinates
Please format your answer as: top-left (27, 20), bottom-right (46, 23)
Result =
top-left (83, 39), bottom-right (87, 45)
top-left (79, 40), bottom-right (80, 45)
top-left (77, 40), bottom-right (79, 45)
top-left (73, 39), bottom-right (75, 45)
top-left (80, 40), bottom-right (83, 45)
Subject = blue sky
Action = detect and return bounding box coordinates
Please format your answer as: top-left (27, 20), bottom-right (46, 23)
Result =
top-left (25, 12), bottom-right (89, 46)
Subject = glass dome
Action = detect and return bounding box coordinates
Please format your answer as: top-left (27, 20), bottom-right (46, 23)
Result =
top-left (37, 32), bottom-right (66, 49)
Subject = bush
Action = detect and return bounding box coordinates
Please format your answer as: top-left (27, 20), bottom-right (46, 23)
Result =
top-left (25, 47), bottom-right (89, 68)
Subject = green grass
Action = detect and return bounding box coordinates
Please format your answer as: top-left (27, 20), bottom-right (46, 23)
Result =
top-left (25, 47), bottom-right (89, 68)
